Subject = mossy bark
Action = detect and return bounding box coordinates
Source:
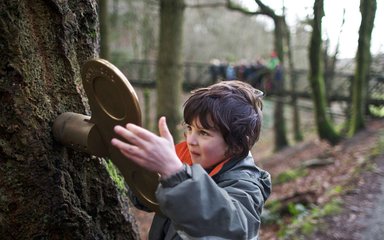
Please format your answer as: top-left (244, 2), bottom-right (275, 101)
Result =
top-left (272, 16), bottom-right (289, 151)
top-left (285, 23), bottom-right (303, 142)
top-left (348, 0), bottom-right (376, 136)
top-left (156, 0), bottom-right (185, 141)
top-left (308, 0), bottom-right (340, 145)
top-left (0, 0), bottom-right (139, 239)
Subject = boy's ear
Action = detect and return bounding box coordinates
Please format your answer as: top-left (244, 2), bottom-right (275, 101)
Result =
top-left (225, 145), bottom-right (242, 158)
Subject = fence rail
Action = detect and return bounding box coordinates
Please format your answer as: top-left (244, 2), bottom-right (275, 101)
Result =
top-left (116, 59), bottom-right (384, 106)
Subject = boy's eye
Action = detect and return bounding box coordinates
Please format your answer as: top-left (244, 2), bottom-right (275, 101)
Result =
top-left (185, 125), bottom-right (192, 132)
top-left (199, 130), bottom-right (209, 136)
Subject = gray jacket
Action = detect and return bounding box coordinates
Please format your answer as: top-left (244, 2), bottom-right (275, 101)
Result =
top-left (132, 153), bottom-right (271, 240)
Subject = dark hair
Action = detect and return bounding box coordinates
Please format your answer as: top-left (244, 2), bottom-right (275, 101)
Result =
top-left (183, 80), bottom-right (263, 159)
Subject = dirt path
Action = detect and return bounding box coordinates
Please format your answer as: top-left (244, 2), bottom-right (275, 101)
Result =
top-left (311, 153), bottom-right (384, 240)
top-left (361, 155), bottom-right (384, 239)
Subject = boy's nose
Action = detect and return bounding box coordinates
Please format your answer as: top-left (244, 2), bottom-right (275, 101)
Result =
top-left (186, 133), bottom-right (198, 146)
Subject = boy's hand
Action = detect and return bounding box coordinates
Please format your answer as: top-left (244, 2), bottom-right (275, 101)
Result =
top-left (111, 116), bottom-right (183, 178)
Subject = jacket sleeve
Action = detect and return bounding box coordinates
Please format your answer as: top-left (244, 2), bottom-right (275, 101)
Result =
top-left (155, 163), bottom-right (271, 240)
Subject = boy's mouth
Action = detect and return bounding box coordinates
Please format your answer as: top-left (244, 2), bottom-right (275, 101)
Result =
top-left (190, 151), bottom-right (200, 157)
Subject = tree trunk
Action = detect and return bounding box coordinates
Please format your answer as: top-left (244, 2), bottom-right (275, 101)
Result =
top-left (0, 1), bottom-right (139, 239)
top-left (99, 0), bottom-right (111, 60)
top-left (156, 0), bottom-right (185, 141)
top-left (283, 14), bottom-right (303, 142)
top-left (273, 16), bottom-right (289, 150)
top-left (348, 0), bottom-right (376, 136)
top-left (308, 0), bottom-right (340, 145)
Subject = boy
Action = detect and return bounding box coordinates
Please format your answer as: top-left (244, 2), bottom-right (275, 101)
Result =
top-left (111, 80), bottom-right (271, 239)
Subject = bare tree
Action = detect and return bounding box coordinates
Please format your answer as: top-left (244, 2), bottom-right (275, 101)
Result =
top-left (348, 0), bottom-right (377, 135)
top-left (99, 0), bottom-right (111, 59)
top-left (286, 27), bottom-right (303, 142)
top-left (308, 0), bottom-right (340, 144)
top-left (156, 0), bottom-right (186, 141)
top-left (0, 1), bottom-right (139, 238)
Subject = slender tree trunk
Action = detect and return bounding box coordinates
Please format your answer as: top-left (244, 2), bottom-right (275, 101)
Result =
top-left (139, 1), bottom-right (156, 130)
top-left (99, 0), bottom-right (110, 60)
top-left (111, 0), bottom-right (119, 27)
top-left (285, 20), bottom-right (303, 142)
top-left (289, 71), bottom-right (303, 142)
top-left (323, 12), bottom-right (345, 121)
top-left (308, 0), bottom-right (340, 145)
top-left (348, 0), bottom-right (376, 136)
top-left (0, 1), bottom-right (138, 239)
top-left (273, 16), bottom-right (289, 150)
top-left (156, 0), bottom-right (185, 141)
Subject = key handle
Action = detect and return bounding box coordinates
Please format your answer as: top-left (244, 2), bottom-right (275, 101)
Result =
top-left (53, 59), bottom-right (160, 213)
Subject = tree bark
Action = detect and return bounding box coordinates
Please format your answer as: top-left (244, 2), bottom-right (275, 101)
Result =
top-left (156, 0), bottom-right (185, 141)
top-left (280, 3), bottom-right (303, 143)
top-left (308, 0), bottom-right (340, 145)
top-left (0, 0), bottom-right (139, 239)
top-left (348, 0), bottom-right (376, 136)
top-left (272, 16), bottom-right (289, 150)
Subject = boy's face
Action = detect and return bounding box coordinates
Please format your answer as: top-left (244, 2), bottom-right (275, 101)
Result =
top-left (184, 118), bottom-right (229, 169)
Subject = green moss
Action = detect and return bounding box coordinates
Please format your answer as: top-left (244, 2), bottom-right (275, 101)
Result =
top-left (277, 198), bottom-right (342, 239)
top-left (369, 93), bottom-right (384, 117)
top-left (369, 106), bottom-right (384, 117)
top-left (326, 185), bottom-right (343, 197)
top-left (301, 221), bottom-right (315, 235)
top-left (262, 199), bottom-right (283, 225)
top-left (287, 203), bottom-right (308, 217)
top-left (321, 199), bottom-right (342, 216)
top-left (371, 130), bottom-right (384, 158)
top-left (88, 28), bottom-right (97, 39)
top-left (273, 167), bottom-right (308, 185)
top-left (105, 159), bottom-right (127, 194)
top-left (265, 199), bottom-right (283, 213)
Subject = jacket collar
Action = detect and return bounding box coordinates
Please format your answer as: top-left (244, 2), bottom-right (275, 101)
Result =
top-left (175, 141), bottom-right (230, 177)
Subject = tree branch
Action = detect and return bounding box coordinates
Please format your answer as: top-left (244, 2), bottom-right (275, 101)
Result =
top-left (254, 0), bottom-right (278, 18)
top-left (185, 2), bottom-right (226, 8)
top-left (185, 0), bottom-right (263, 17)
top-left (225, 0), bottom-right (264, 16)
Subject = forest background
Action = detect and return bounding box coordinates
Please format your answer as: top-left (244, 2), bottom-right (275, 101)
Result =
top-left (103, 0), bottom-right (383, 150)
top-left (0, 0), bottom-right (383, 239)
top-left (103, 0), bottom-right (383, 238)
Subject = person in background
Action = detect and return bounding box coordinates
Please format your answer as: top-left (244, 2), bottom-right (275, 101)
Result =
top-left (266, 51), bottom-right (280, 70)
top-left (266, 51), bottom-right (283, 91)
top-left (225, 62), bottom-right (237, 80)
top-left (209, 58), bottom-right (222, 83)
top-left (111, 80), bottom-right (272, 240)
